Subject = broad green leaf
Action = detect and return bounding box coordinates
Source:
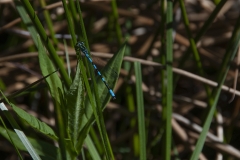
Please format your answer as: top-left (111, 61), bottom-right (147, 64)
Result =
top-left (0, 126), bottom-right (60, 160)
top-left (13, 1), bottom-right (38, 46)
top-left (84, 43), bottom-right (126, 119)
top-left (11, 103), bottom-right (58, 140)
top-left (65, 63), bottom-right (85, 148)
top-left (37, 35), bottom-right (68, 159)
top-left (37, 35), bottom-right (63, 104)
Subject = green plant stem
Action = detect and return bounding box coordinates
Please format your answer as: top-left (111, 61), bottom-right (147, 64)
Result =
top-left (162, 0), bottom-right (173, 160)
top-left (20, 0), bottom-right (71, 88)
top-left (39, 0), bottom-right (58, 47)
top-left (61, 0), bottom-right (77, 45)
top-left (160, 0), bottom-right (167, 158)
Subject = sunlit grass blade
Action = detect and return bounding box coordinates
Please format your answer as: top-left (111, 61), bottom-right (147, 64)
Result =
top-left (0, 102), bottom-right (41, 160)
top-left (0, 126), bottom-right (60, 160)
top-left (0, 117), bottom-right (23, 160)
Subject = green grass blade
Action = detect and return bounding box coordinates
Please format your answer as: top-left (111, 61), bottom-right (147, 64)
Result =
top-left (75, 0), bottom-right (97, 101)
top-left (190, 14), bottom-right (240, 160)
top-left (85, 135), bottom-right (102, 160)
top-left (174, 0), bottom-right (227, 86)
top-left (162, 0), bottom-right (173, 159)
top-left (160, 1), bottom-right (167, 156)
top-left (134, 62), bottom-right (146, 160)
top-left (39, 0), bottom-right (58, 47)
top-left (178, 0), bottom-right (211, 97)
top-left (63, 39), bottom-right (71, 77)
top-left (111, 0), bottom-right (123, 45)
top-left (61, 0), bottom-right (77, 45)
top-left (90, 127), bottom-right (104, 156)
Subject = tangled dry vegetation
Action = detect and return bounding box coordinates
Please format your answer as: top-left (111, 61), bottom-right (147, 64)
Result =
top-left (1, 0), bottom-right (240, 159)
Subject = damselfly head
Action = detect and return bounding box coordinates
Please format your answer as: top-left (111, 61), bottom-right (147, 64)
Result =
top-left (75, 42), bottom-right (86, 51)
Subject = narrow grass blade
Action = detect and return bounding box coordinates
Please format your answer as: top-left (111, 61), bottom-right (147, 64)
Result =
top-left (134, 62), bottom-right (146, 160)
top-left (85, 135), bottom-right (102, 160)
top-left (61, 0), bottom-right (77, 45)
top-left (39, 0), bottom-right (58, 47)
top-left (161, 1), bottom-right (173, 160)
top-left (111, 0), bottom-right (123, 45)
top-left (160, 0), bottom-right (167, 156)
top-left (63, 39), bottom-right (71, 77)
top-left (174, 0), bottom-right (227, 86)
top-left (179, 0), bottom-right (211, 97)
top-left (0, 69), bottom-right (58, 101)
top-left (190, 14), bottom-right (240, 160)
